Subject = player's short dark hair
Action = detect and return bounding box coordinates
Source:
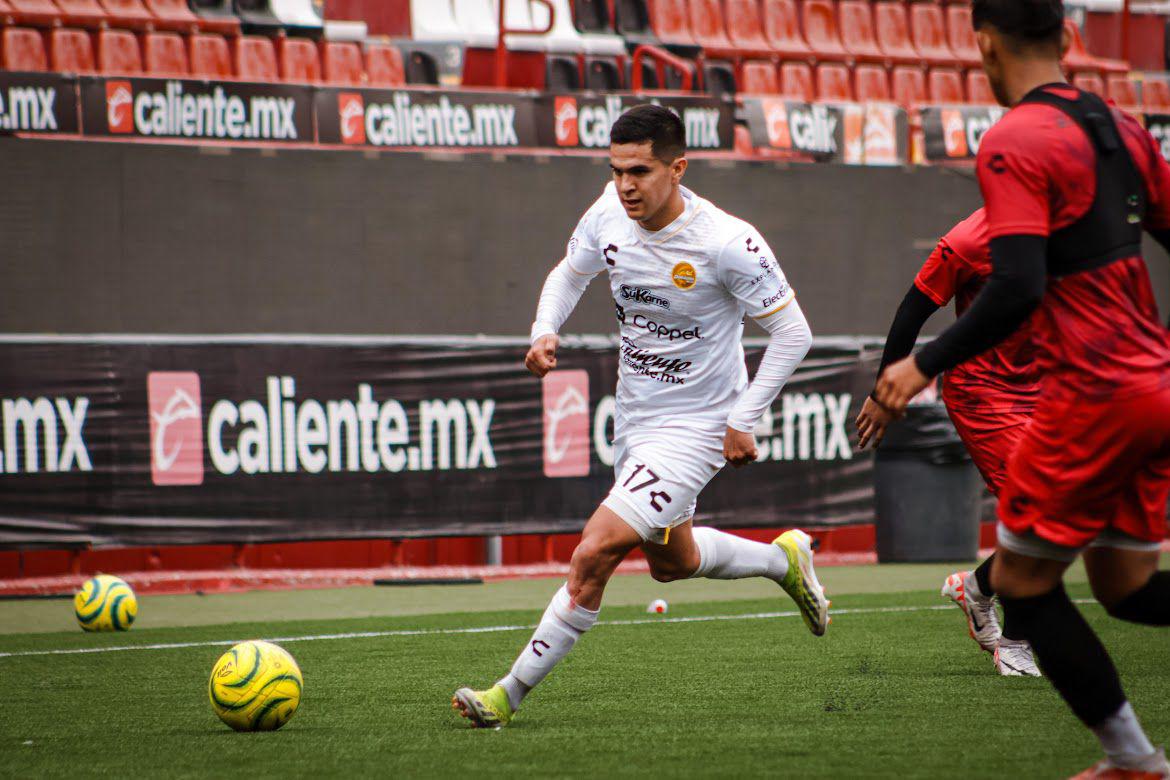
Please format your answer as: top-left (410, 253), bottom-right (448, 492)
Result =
top-left (971, 0), bottom-right (1064, 52)
top-left (609, 104), bottom-right (686, 162)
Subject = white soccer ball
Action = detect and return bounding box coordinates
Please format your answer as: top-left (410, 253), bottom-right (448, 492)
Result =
top-left (647, 598), bottom-right (668, 614)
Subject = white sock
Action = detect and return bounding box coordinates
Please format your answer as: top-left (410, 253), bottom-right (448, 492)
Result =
top-left (689, 527), bottom-right (789, 583)
top-left (1092, 702), bottom-right (1157, 762)
top-left (498, 583), bottom-right (598, 710)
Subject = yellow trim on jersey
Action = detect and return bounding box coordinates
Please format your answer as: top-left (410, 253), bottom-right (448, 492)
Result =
top-left (650, 201), bottom-right (705, 245)
top-left (754, 295), bottom-right (795, 320)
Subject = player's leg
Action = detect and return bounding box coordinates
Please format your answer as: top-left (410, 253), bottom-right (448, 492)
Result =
top-left (994, 539), bottom-right (1165, 773)
top-left (453, 505), bottom-right (641, 728)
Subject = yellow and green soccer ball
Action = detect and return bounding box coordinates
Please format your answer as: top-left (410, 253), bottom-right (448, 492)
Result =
top-left (73, 574), bottom-right (137, 632)
top-left (209, 640), bottom-right (303, 732)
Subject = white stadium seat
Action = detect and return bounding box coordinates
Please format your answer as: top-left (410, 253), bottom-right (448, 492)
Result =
top-left (269, 0), bottom-right (323, 32)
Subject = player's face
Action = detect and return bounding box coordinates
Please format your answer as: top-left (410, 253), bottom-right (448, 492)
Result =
top-left (609, 142), bottom-right (685, 224)
top-left (975, 27), bottom-right (1012, 107)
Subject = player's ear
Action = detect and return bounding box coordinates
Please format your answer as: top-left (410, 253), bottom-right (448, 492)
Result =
top-left (1059, 26), bottom-right (1071, 60)
top-left (975, 29), bottom-right (995, 64)
top-left (671, 156), bottom-right (688, 183)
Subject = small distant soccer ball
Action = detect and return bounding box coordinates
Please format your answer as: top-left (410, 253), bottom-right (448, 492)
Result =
top-left (647, 598), bottom-right (668, 614)
top-left (74, 574), bottom-right (137, 632)
top-left (209, 640), bottom-right (303, 732)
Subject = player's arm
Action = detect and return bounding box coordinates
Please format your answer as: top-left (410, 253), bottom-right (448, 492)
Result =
top-left (876, 136), bottom-right (1048, 412)
top-left (526, 202), bottom-right (608, 377)
top-left (721, 231), bottom-right (813, 466)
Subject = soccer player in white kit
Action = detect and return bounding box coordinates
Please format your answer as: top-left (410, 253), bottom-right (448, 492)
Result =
top-left (453, 105), bottom-right (830, 728)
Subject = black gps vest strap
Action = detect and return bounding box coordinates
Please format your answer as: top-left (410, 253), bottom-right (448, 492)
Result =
top-left (1017, 86), bottom-right (1147, 278)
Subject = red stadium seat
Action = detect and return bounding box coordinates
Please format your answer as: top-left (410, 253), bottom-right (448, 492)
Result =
top-left (854, 63), bottom-right (890, 101)
top-left (725, 0), bottom-right (774, 55)
top-left (143, 0), bottom-right (200, 33)
top-left (97, 28), bottom-right (142, 74)
top-left (734, 122), bottom-right (754, 155)
top-left (54, 0), bottom-right (107, 28)
top-left (1143, 78), bottom-right (1170, 112)
top-left (169, 0), bottom-right (238, 35)
top-left (965, 70), bottom-right (995, 104)
top-left (279, 36), bottom-right (320, 83)
top-left (816, 62), bottom-right (852, 101)
top-left (49, 27), bottom-right (95, 71)
top-left (909, 3), bottom-right (956, 68)
top-left (874, 2), bottom-right (919, 64)
top-left (928, 68), bottom-right (964, 103)
top-left (188, 32), bottom-right (231, 77)
top-left (838, 1), bottom-right (886, 63)
top-left (1106, 74), bottom-right (1139, 112)
top-left (234, 34), bottom-right (277, 81)
top-left (1063, 19), bottom-right (1127, 75)
top-left (891, 66), bottom-right (926, 108)
top-left (688, 0), bottom-right (746, 56)
top-left (365, 42), bottom-right (404, 87)
top-left (648, 0), bottom-right (696, 48)
top-left (99, 0), bottom-right (155, 30)
top-left (143, 30), bottom-right (187, 75)
top-left (945, 5), bottom-right (981, 67)
top-left (321, 41), bottom-right (363, 86)
top-left (740, 60), bottom-right (779, 94)
top-left (0, 0), bottom-right (13, 24)
top-left (2, 26), bottom-right (48, 70)
top-left (8, 0), bottom-right (61, 28)
top-left (760, 0), bottom-right (813, 60)
top-left (802, 0), bottom-right (849, 62)
top-left (1072, 71), bottom-right (1106, 98)
top-left (780, 60), bottom-right (814, 101)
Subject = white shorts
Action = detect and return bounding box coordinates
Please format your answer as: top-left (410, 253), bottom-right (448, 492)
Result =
top-left (997, 522), bottom-right (1164, 563)
top-left (602, 424), bottom-right (725, 545)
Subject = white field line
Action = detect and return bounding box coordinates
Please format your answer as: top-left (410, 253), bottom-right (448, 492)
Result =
top-left (0, 600), bottom-right (1100, 660)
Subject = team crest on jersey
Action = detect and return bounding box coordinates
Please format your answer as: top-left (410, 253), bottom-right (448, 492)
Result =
top-left (671, 262), bottom-right (697, 290)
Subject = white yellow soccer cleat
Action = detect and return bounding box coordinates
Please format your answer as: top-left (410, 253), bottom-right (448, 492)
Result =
top-left (774, 529), bottom-right (830, 637)
top-left (452, 684), bottom-right (514, 729)
top-left (941, 571), bottom-right (1001, 654)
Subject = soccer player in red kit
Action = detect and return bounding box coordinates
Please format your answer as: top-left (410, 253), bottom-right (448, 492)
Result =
top-left (856, 208), bottom-right (1043, 677)
top-left (875, 1), bottom-right (1170, 776)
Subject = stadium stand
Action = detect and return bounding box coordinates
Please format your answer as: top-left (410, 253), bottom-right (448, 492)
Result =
top-left (838, 1), bottom-right (888, 64)
top-left (761, 0), bottom-right (813, 61)
top-left (97, 28), bottom-right (142, 74)
top-left (648, 0), bottom-right (699, 51)
top-left (144, 0), bottom-right (201, 34)
top-left (49, 27), bottom-right (95, 72)
top-left (801, 0), bottom-right (849, 62)
top-left (1106, 74), bottom-right (1141, 114)
top-left (235, 0), bottom-right (285, 35)
top-left (929, 68), bottom-right (964, 104)
top-left (724, 0), bottom-right (772, 55)
top-left (54, 0), bottom-right (107, 29)
top-left (1145, 77), bottom-right (1170, 112)
top-left (279, 35), bottom-right (319, 82)
top-left (944, 4), bottom-right (981, 68)
top-left (816, 61), bottom-right (852, 101)
top-left (189, 0), bottom-right (241, 35)
top-left (268, 0), bottom-right (324, 36)
top-left (234, 33), bottom-right (277, 80)
top-left (364, 41), bottom-right (405, 86)
top-left (8, 0), bottom-right (61, 28)
top-left (780, 60), bottom-right (814, 100)
top-left (909, 2), bottom-right (957, 68)
top-left (188, 31), bottom-right (231, 77)
top-left (2, 25), bottom-right (46, 70)
top-left (1072, 70), bottom-right (1106, 98)
top-left (873, 2), bottom-right (920, 66)
top-left (321, 39), bottom-right (362, 84)
top-left (740, 58), bottom-right (777, 94)
top-left (854, 62), bottom-right (889, 101)
top-left (100, 0), bottom-right (156, 31)
top-left (891, 65), bottom-right (926, 108)
top-left (965, 69), bottom-right (995, 104)
top-left (1063, 18), bottom-right (1128, 74)
top-left (143, 30), bottom-right (188, 74)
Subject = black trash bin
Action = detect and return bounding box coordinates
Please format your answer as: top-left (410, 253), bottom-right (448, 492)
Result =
top-left (874, 402), bottom-right (984, 563)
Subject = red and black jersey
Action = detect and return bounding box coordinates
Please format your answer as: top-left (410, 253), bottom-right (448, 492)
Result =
top-left (976, 84), bottom-right (1170, 401)
top-left (915, 208), bottom-right (1040, 412)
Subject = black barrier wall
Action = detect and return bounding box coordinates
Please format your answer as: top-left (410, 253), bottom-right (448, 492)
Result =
top-left (1, 138), bottom-right (1167, 336)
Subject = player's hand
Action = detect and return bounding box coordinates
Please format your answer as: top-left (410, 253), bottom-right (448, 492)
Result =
top-left (723, 427), bottom-right (759, 468)
top-left (525, 335), bottom-right (559, 377)
top-left (855, 396), bottom-right (895, 450)
top-left (874, 356), bottom-right (931, 415)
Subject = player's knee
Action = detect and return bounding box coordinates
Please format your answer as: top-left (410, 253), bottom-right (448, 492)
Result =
top-left (648, 560), bottom-right (688, 583)
top-left (570, 540), bottom-right (621, 582)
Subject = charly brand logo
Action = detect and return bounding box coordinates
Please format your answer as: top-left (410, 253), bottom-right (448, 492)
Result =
top-left (147, 372), bottom-right (205, 486)
top-left (941, 109), bottom-right (969, 158)
top-left (760, 98), bottom-right (791, 149)
top-left (554, 96), bottom-right (579, 146)
top-left (106, 80), bottom-right (133, 133)
top-left (338, 92), bottom-right (366, 145)
top-left (542, 370), bottom-right (590, 478)
top-left (671, 262), bottom-right (697, 290)
top-left (619, 285), bottom-right (670, 310)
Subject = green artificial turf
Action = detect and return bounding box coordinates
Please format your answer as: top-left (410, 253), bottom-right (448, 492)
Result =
top-left (0, 574), bottom-right (1166, 778)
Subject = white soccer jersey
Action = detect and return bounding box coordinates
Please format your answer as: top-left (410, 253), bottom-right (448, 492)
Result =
top-left (563, 182), bottom-right (795, 432)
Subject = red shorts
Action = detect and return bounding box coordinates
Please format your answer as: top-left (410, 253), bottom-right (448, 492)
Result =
top-left (946, 405), bottom-right (1031, 496)
top-left (998, 385), bottom-right (1170, 549)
